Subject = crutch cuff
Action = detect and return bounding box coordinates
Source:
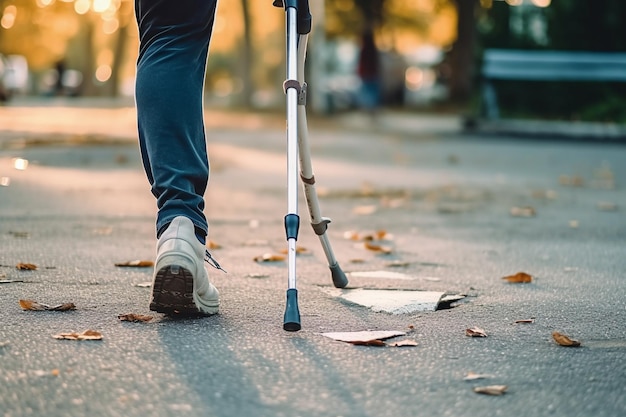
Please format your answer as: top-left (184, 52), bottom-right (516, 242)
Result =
top-left (283, 79), bottom-right (301, 94)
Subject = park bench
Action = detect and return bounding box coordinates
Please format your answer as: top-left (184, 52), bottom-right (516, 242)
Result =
top-left (481, 49), bottom-right (626, 120)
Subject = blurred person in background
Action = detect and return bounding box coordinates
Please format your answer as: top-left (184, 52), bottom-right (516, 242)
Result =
top-left (357, 29), bottom-right (381, 113)
top-left (134, 0), bottom-right (222, 316)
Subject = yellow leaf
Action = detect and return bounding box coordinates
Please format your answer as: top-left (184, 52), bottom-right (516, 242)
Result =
top-left (53, 330), bottom-right (102, 341)
top-left (19, 299), bottom-right (45, 311)
top-left (552, 331), bottom-right (581, 347)
top-left (502, 272), bottom-right (532, 283)
top-left (16, 263), bottom-right (37, 270)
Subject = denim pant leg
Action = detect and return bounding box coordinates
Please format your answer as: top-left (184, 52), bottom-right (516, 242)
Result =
top-left (135, 0), bottom-right (218, 242)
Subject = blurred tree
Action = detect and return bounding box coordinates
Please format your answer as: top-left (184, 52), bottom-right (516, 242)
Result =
top-left (447, 0), bottom-right (479, 103)
top-left (240, 0), bottom-right (254, 107)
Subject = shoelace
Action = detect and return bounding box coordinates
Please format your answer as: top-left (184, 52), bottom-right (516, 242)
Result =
top-left (205, 249), bottom-right (227, 273)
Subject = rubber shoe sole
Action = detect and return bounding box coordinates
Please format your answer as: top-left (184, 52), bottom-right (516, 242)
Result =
top-left (150, 264), bottom-right (218, 316)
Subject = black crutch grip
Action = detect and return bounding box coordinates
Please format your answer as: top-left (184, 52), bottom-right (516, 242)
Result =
top-left (272, 0), bottom-right (312, 34)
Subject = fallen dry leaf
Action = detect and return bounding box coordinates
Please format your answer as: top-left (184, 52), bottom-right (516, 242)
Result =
top-left (510, 206), bottom-right (536, 217)
top-left (19, 299), bottom-right (76, 311)
top-left (514, 319), bottom-right (535, 324)
top-left (253, 253), bottom-right (286, 262)
top-left (552, 331), bottom-right (581, 347)
top-left (1, 279), bottom-right (24, 284)
top-left (474, 385), bottom-right (508, 396)
top-left (207, 240), bottom-right (222, 249)
top-left (321, 330), bottom-right (406, 346)
top-left (134, 282), bottom-right (152, 288)
top-left (16, 263), bottom-right (37, 271)
top-left (53, 330), bottom-right (102, 341)
top-left (502, 272), bottom-right (532, 284)
top-left (9, 231), bottom-right (30, 238)
top-left (115, 260), bottom-right (154, 267)
top-left (463, 372), bottom-right (494, 381)
top-left (0, 341), bottom-right (9, 348)
top-left (364, 241), bottom-right (393, 254)
top-left (466, 327), bottom-right (488, 337)
top-left (118, 313), bottom-right (153, 323)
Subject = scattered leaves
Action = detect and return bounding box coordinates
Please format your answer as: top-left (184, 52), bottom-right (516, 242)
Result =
top-left (466, 327), bottom-right (488, 337)
top-left (552, 331), bottom-right (581, 347)
top-left (52, 330), bottom-right (102, 341)
top-left (474, 385), bottom-right (508, 396)
top-left (559, 175), bottom-right (584, 187)
top-left (16, 263), bottom-right (37, 271)
top-left (510, 206), bottom-right (536, 217)
top-left (118, 313), bottom-right (153, 323)
top-left (19, 299), bottom-right (76, 311)
top-left (502, 272), bottom-right (532, 284)
top-left (115, 260), bottom-right (154, 267)
top-left (253, 253), bottom-right (286, 263)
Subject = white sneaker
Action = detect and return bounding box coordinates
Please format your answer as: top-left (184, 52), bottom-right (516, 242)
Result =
top-left (150, 216), bottom-right (219, 315)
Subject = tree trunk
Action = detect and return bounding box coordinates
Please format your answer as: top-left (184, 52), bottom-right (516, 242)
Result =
top-left (448, 0), bottom-right (477, 103)
top-left (105, 0), bottom-right (132, 97)
top-left (239, 0), bottom-right (254, 107)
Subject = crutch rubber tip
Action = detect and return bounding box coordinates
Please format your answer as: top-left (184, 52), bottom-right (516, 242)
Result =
top-left (283, 288), bottom-right (301, 331)
top-left (330, 263), bottom-right (349, 288)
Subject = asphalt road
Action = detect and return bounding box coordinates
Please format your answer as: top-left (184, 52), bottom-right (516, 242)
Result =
top-left (1, 101), bottom-right (625, 417)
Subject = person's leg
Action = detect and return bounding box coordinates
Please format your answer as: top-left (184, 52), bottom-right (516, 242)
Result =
top-left (135, 0), bottom-right (220, 315)
top-left (135, 0), bottom-right (217, 243)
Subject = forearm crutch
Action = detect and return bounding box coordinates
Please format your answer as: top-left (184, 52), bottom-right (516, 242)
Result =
top-left (273, 0), bottom-right (348, 332)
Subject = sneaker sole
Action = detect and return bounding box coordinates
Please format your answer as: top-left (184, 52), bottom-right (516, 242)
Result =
top-left (150, 265), bottom-right (217, 316)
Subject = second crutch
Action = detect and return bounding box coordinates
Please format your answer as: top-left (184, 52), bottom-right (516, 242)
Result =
top-left (273, 0), bottom-right (349, 332)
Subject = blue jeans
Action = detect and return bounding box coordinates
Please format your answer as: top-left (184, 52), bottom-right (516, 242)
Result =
top-left (134, 0), bottom-right (218, 243)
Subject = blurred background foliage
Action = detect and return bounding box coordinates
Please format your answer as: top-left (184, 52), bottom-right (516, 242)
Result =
top-left (0, 0), bottom-right (625, 122)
